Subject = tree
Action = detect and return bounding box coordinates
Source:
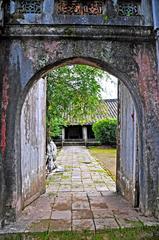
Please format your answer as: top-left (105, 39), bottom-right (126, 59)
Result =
top-left (46, 64), bottom-right (107, 138)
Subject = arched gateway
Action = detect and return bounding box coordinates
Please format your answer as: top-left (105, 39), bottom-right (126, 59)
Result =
top-left (0, 0), bottom-right (159, 225)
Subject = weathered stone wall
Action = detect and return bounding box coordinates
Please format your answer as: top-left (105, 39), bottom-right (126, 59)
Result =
top-left (117, 82), bottom-right (138, 207)
top-left (0, 42), bottom-right (11, 226)
top-left (6, 0), bottom-right (152, 26)
top-left (0, 33), bottom-right (158, 221)
top-left (21, 78), bottom-right (46, 209)
top-left (0, 0), bottom-right (159, 225)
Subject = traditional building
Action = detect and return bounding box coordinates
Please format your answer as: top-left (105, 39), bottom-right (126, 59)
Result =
top-left (60, 99), bottom-right (118, 146)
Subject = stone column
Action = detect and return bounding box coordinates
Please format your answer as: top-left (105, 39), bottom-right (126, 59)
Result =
top-left (82, 126), bottom-right (87, 146)
top-left (62, 128), bottom-right (65, 146)
top-left (152, 0), bottom-right (159, 72)
top-left (152, 0), bottom-right (159, 218)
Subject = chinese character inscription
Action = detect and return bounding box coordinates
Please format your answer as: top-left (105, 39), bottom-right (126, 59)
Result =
top-left (56, 0), bottom-right (104, 15)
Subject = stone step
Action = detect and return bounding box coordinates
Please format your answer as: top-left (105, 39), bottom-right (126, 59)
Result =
top-left (64, 139), bottom-right (84, 142)
top-left (63, 141), bottom-right (85, 146)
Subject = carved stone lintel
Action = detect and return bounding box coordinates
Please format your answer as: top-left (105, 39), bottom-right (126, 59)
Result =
top-left (3, 25), bottom-right (154, 42)
top-left (56, 0), bottom-right (104, 16)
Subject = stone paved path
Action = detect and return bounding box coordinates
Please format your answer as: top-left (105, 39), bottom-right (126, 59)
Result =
top-left (0, 146), bottom-right (158, 233)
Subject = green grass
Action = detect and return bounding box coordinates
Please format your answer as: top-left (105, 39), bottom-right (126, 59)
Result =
top-left (61, 175), bottom-right (71, 180)
top-left (94, 169), bottom-right (106, 173)
top-left (47, 192), bottom-right (57, 197)
top-left (88, 146), bottom-right (116, 180)
top-left (94, 180), bottom-right (105, 184)
top-left (65, 165), bottom-right (72, 169)
top-left (104, 169), bottom-right (116, 182)
top-left (46, 175), bottom-right (61, 186)
top-left (0, 226), bottom-right (159, 240)
top-left (88, 146), bottom-right (116, 154)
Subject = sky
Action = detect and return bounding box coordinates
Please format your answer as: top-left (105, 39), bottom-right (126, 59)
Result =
top-left (99, 73), bottom-right (118, 100)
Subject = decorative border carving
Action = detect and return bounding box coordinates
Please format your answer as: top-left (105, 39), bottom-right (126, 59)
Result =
top-left (117, 2), bottom-right (140, 16)
top-left (56, 0), bottom-right (104, 15)
top-left (16, 0), bottom-right (43, 14)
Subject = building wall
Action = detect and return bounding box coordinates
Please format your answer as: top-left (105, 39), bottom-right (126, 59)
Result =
top-left (21, 78), bottom-right (46, 208)
top-left (117, 82), bottom-right (138, 206)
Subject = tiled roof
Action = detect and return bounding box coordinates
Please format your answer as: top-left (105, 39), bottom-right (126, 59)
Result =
top-left (64, 99), bottom-right (118, 126)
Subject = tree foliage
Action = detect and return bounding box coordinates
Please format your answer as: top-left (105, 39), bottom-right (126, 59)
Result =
top-left (92, 118), bottom-right (117, 146)
top-left (47, 65), bottom-right (105, 138)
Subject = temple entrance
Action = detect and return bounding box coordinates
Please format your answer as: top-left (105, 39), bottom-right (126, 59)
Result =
top-left (20, 62), bottom-right (139, 212)
top-left (16, 60), bottom-right (144, 232)
top-left (1, 22), bottom-right (159, 222)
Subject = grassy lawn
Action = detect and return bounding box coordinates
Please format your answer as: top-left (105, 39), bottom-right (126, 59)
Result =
top-left (0, 226), bottom-right (159, 240)
top-left (88, 146), bottom-right (116, 181)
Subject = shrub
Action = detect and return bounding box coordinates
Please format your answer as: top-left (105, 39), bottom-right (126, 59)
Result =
top-left (92, 118), bottom-right (117, 146)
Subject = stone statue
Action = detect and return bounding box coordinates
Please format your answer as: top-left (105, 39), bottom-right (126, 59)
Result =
top-left (46, 140), bottom-right (57, 172)
top-left (46, 140), bottom-right (64, 174)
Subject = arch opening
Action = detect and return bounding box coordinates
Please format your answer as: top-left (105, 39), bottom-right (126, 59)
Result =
top-left (18, 57), bottom-right (142, 213)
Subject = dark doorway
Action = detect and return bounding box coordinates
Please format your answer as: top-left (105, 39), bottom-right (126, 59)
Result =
top-left (65, 125), bottom-right (83, 139)
top-left (87, 125), bottom-right (95, 139)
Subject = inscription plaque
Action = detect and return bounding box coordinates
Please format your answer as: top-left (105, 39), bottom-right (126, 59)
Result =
top-left (56, 0), bottom-right (104, 15)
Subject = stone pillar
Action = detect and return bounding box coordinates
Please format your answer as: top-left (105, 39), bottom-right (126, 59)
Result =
top-left (82, 126), bottom-right (87, 146)
top-left (152, 0), bottom-right (159, 218)
top-left (141, 0), bottom-right (153, 26)
top-left (62, 128), bottom-right (65, 146)
top-left (152, 0), bottom-right (159, 72)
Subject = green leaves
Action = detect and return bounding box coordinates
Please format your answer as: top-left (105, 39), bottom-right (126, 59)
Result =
top-left (92, 118), bottom-right (117, 146)
top-left (47, 65), bottom-right (106, 138)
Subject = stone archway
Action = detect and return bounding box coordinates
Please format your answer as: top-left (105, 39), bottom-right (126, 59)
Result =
top-left (14, 49), bottom-right (144, 218)
top-left (0, 35), bottom-right (159, 224)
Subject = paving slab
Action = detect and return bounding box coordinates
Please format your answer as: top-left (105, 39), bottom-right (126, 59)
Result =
top-left (94, 218), bottom-right (119, 230)
top-left (51, 210), bottom-right (71, 220)
top-left (72, 200), bottom-right (90, 210)
top-left (27, 220), bottom-right (50, 232)
top-left (89, 196), bottom-right (108, 209)
top-left (53, 200), bottom-right (72, 211)
top-left (0, 146), bottom-right (158, 234)
top-left (92, 209), bottom-right (114, 219)
top-left (72, 210), bottom-right (93, 219)
top-left (49, 220), bottom-right (72, 231)
top-left (72, 219), bottom-right (95, 231)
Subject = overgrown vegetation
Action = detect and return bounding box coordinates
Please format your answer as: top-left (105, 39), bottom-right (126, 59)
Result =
top-left (92, 118), bottom-right (117, 146)
top-left (0, 226), bottom-right (159, 240)
top-left (46, 65), bottom-right (108, 138)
